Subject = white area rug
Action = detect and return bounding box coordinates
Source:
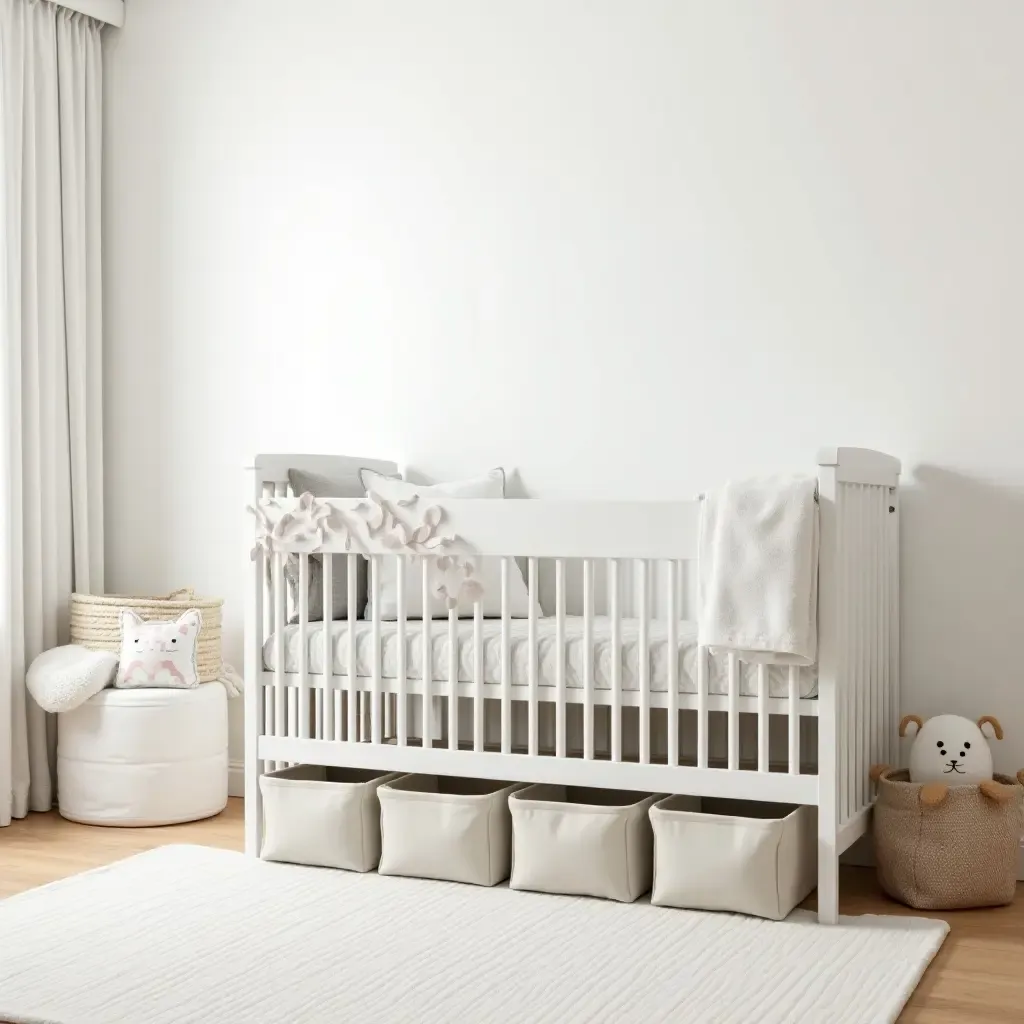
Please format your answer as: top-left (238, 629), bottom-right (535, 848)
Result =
top-left (0, 845), bottom-right (947, 1024)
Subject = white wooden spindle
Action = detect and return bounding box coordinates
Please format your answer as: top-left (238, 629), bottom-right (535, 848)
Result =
top-left (298, 555), bottom-right (309, 739)
top-left (889, 490), bottom-right (900, 774)
top-left (422, 561), bottom-right (433, 749)
top-left (757, 664), bottom-right (769, 772)
top-left (448, 609), bottom-right (458, 750)
top-left (727, 652), bottom-right (739, 771)
top-left (321, 555), bottom-right (333, 741)
top-left (347, 554), bottom-right (357, 743)
top-left (555, 558), bottom-right (566, 759)
top-left (396, 556), bottom-right (407, 746)
top-left (843, 485), bottom-right (851, 815)
top-left (666, 560), bottom-right (678, 767)
top-left (473, 599), bottom-right (484, 752)
top-left (263, 686), bottom-right (274, 772)
top-left (608, 559), bottom-right (621, 762)
top-left (697, 645), bottom-right (708, 769)
top-left (861, 487), bottom-right (871, 808)
top-left (882, 491), bottom-right (893, 769)
top-left (371, 555), bottom-right (382, 745)
top-left (273, 552), bottom-right (285, 770)
top-left (838, 487), bottom-right (849, 824)
top-left (788, 666), bottom-right (800, 773)
top-left (873, 489), bottom-right (884, 794)
top-left (854, 487), bottom-right (865, 812)
top-left (528, 557), bottom-right (538, 757)
top-left (583, 559), bottom-right (594, 760)
top-left (638, 559), bottom-right (649, 765)
top-left (500, 558), bottom-right (511, 755)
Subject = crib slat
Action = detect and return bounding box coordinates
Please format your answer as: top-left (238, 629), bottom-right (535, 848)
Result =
top-left (666, 560), bottom-right (678, 767)
top-left (838, 493), bottom-right (849, 824)
top-left (422, 561), bottom-right (433, 750)
top-left (273, 493), bottom-right (288, 764)
top-left (607, 559), bottom-right (621, 762)
top-left (788, 666), bottom-right (800, 774)
top-left (473, 599), bottom-right (484, 752)
top-left (273, 553), bottom-right (286, 769)
top-left (448, 608), bottom-right (458, 751)
top-left (757, 664), bottom-right (769, 772)
top-left (638, 559), bottom-right (649, 765)
top-left (873, 488), bottom-right (883, 797)
top-left (583, 558), bottom-right (595, 760)
top-left (847, 487), bottom-right (859, 819)
top-left (555, 558), bottom-right (566, 759)
top-left (297, 555), bottom-right (310, 740)
top-left (347, 554), bottom-right (357, 743)
top-left (321, 555), bottom-right (333, 741)
top-left (263, 682), bottom-right (274, 773)
top-left (370, 555), bottom-right (382, 744)
top-left (882, 489), bottom-right (893, 771)
top-left (500, 558), bottom-right (511, 755)
top-left (851, 487), bottom-right (860, 815)
top-left (396, 556), bottom-right (407, 746)
top-left (697, 645), bottom-right (708, 769)
top-left (727, 652), bottom-right (739, 771)
top-left (528, 557), bottom-right (539, 757)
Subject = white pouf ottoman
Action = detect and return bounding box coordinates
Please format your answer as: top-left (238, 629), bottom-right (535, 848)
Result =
top-left (57, 683), bottom-right (228, 827)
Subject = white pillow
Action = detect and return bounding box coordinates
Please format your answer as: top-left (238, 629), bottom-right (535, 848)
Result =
top-left (26, 645), bottom-right (118, 713)
top-left (360, 468), bottom-right (538, 620)
top-left (116, 609), bottom-right (202, 689)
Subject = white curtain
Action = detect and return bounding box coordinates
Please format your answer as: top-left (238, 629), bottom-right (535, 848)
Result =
top-left (0, 0), bottom-right (104, 826)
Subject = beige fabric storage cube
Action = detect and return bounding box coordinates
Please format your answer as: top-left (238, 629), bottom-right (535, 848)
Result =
top-left (651, 796), bottom-right (817, 920)
top-left (510, 785), bottom-right (659, 902)
top-left (260, 766), bottom-right (402, 871)
top-left (378, 775), bottom-right (523, 886)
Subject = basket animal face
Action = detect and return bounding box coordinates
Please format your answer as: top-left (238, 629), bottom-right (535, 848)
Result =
top-left (901, 713), bottom-right (1001, 787)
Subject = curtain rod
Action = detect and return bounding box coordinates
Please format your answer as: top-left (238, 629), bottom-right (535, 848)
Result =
top-left (58, 0), bottom-right (124, 27)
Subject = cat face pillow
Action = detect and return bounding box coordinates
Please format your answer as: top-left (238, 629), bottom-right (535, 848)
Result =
top-left (116, 609), bottom-right (202, 689)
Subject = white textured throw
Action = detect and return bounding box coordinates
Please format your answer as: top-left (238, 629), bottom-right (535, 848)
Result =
top-left (0, 845), bottom-right (946, 1024)
top-left (25, 645), bottom-right (117, 713)
top-left (699, 476), bottom-right (819, 665)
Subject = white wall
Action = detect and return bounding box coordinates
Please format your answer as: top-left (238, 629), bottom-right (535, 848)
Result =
top-left (104, 2), bottom-right (1024, 783)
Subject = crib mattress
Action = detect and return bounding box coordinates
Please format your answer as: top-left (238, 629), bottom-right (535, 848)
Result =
top-left (262, 618), bottom-right (817, 699)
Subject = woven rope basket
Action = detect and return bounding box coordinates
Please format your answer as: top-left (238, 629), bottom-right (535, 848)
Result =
top-left (70, 589), bottom-right (224, 684)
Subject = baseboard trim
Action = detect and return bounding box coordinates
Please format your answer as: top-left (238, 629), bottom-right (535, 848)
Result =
top-left (228, 760), bottom-right (244, 798)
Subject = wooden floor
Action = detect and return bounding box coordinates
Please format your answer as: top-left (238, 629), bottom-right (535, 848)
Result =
top-left (1, 800), bottom-right (1022, 1022)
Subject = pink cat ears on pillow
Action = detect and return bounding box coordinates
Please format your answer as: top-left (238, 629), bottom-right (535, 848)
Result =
top-left (116, 609), bottom-right (203, 689)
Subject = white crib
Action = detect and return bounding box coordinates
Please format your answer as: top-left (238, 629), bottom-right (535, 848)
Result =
top-left (243, 447), bottom-right (900, 924)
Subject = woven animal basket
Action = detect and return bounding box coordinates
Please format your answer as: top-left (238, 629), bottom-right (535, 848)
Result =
top-left (70, 589), bottom-right (224, 684)
top-left (873, 767), bottom-right (1024, 910)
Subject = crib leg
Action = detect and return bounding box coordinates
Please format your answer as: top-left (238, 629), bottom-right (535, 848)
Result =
top-left (816, 834), bottom-right (839, 924)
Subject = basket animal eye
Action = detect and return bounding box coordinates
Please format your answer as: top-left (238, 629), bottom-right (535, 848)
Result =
top-left (964, 741), bottom-right (970, 749)
top-left (936, 741), bottom-right (944, 748)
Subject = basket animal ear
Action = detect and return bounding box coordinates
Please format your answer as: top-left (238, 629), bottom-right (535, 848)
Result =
top-left (980, 780), bottom-right (1015, 804)
top-left (919, 782), bottom-right (948, 807)
top-left (977, 715), bottom-right (1003, 740)
top-left (899, 714), bottom-right (924, 738)
top-left (869, 763), bottom-right (890, 783)
top-left (1016, 769), bottom-right (1024, 787)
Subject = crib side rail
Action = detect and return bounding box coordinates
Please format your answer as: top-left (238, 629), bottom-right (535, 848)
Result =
top-left (254, 496), bottom-right (701, 561)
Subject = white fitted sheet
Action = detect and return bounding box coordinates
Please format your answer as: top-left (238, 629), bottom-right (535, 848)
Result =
top-left (262, 618), bottom-right (817, 698)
